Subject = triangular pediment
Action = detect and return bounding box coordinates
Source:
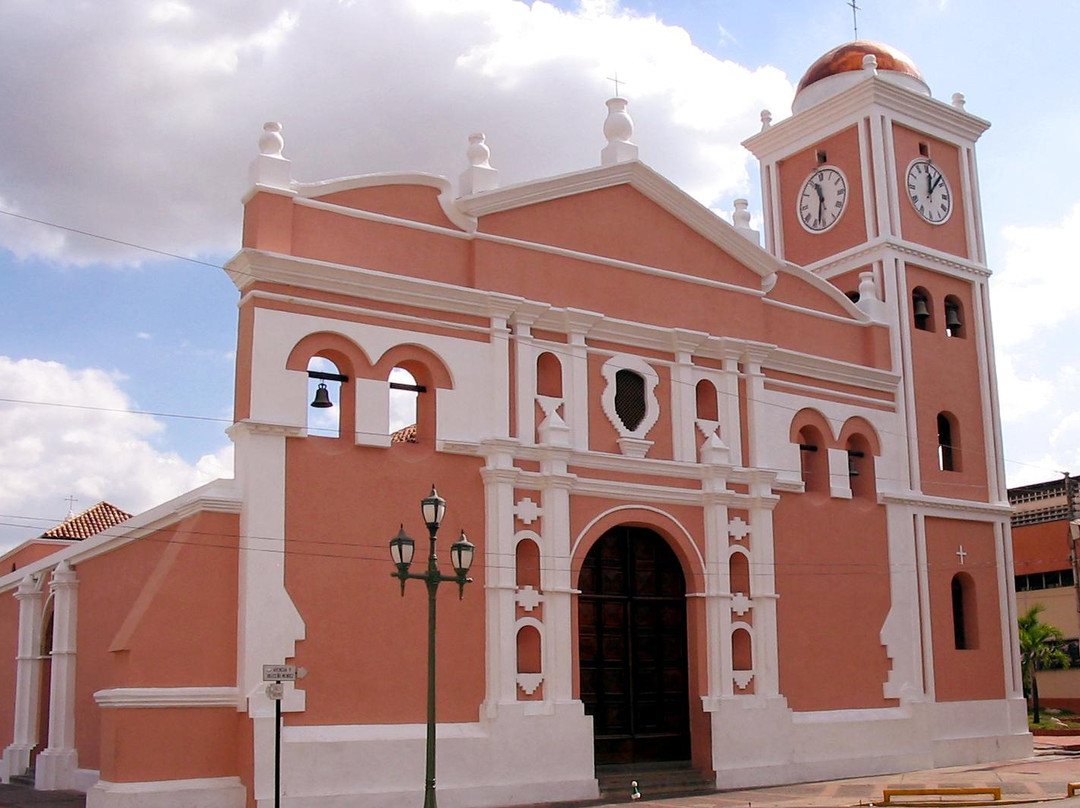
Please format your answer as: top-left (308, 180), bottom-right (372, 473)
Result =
top-left (457, 160), bottom-right (782, 286)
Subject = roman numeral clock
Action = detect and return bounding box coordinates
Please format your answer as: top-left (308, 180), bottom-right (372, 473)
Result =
top-left (797, 166), bottom-right (848, 232)
top-left (906, 158), bottom-right (952, 224)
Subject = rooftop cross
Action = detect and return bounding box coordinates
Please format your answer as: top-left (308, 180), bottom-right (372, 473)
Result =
top-left (606, 71), bottom-right (626, 98)
top-left (847, 0), bottom-right (860, 39)
top-left (64, 494), bottom-right (78, 518)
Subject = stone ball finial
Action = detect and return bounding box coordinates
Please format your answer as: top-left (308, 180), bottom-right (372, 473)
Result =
top-left (466, 133), bottom-right (492, 168)
top-left (951, 92), bottom-right (966, 110)
top-left (760, 109), bottom-right (773, 131)
top-left (862, 53), bottom-right (878, 74)
top-left (258, 122), bottom-right (284, 158)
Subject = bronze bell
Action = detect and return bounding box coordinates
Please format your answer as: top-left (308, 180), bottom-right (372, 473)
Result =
top-left (848, 453), bottom-right (860, 477)
top-left (945, 306), bottom-right (962, 331)
top-left (310, 382), bottom-right (333, 408)
top-left (913, 296), bottom-right (930, 320)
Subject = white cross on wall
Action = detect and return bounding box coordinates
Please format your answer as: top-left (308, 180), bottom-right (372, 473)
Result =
top-left (956, 545), bottom-right (967, 565)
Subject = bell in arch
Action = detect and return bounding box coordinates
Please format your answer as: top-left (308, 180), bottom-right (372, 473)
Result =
top-left (945, 306), bottom-right (962, 331)
top-left (913, 296), bottom-right (930, 320)
top-left (310, 382), bottom-right (333, 408)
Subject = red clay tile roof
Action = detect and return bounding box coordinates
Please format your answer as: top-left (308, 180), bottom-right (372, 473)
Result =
top-left (391, 424), bottom-right (417, 444)
top-left (41, 501), bottom-right (132, 540)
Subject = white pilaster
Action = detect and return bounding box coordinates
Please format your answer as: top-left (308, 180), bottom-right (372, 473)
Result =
top-left (566, 329), bottom-right (590, 452)
top-left (670, 346), bottom-right (696, 463)
top-left (540, 456), bottom-right (576, 702)
top-left (828, 447), bottom-right (853, 499)
top-left (36, 561), bottom-right (78, 790)
top-left (228, 420), bottom-right (307, 805)
top-left (701, 488), bottom-right (730, 701)
top-left (748, 487), bottom-right (780, 697)
top-left (481, 449), bottom-right (519, 714)
top-left (2, 574), bottom-right (44, 782)
top-left (511, 318), bottom-right (538, 445)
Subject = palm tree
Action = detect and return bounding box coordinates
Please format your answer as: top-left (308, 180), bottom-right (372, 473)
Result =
top-left (1018, 604), bottom-right (1071, 725)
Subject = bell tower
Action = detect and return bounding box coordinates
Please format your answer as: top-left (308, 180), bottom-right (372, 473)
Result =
top-left (743, 40), bottom-right (1001, 504)
top-left (746, 42), bottom-right (1021, 711)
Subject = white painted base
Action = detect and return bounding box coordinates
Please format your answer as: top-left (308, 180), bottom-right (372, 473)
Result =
top-left (707, 696), bottom-right (1033, 791)
top-left (265, 701), bottom-right (597, 808)
top-left (0, 743), bottom-right (32, 783)
top-left (86, 777), bottom-right (246, 808)
top-left (36, 747), bottom-right (79, 790)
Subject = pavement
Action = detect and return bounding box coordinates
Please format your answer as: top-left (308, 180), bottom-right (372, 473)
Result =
top-left (0, 737), bottom-right (1077, 808)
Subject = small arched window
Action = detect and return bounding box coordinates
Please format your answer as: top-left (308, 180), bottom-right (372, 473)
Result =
top-left (798, 425), bottom-right (829, 494)
top-left (729, 551), bottom-right (750, 596)
top-left (517, 625), bottom-right (542, 674)
top-left (937, 412), bottom-right (960, 472)
top-left (695, 379), bottom-right (719, 421)
top-left (515, 539), bottom-right (541, 591)
top-left (944, 296), bottom-right (964, 338)
top-left (732, 628), bottom-right (753, 671)
top-left (951, 572), bottom-right (978, 650)
top-left (912, 287), bottom-right (934, 332)
top-left (536, 352), bottom-right (562, 398)
top-left (614, 369), bottom-right (647, 432)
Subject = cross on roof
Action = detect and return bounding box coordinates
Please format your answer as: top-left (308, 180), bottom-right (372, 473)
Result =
top-left (847, 0), bottom-right (860, 39)
top-left (606, 71), bottom-right (626, 97)
top-left (65, 494), bottom-right (78, 518)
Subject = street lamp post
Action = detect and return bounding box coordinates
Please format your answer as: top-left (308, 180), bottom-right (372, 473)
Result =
top-left (389, 485), bottom-right (475, 808)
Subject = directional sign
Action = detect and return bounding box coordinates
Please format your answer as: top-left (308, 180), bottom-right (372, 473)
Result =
top-left (263, 664), bottom-right (297, 682)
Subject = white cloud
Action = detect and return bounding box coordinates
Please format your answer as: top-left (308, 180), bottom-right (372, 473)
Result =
top-left (991, 202), bottom-right (1080, 350)
top-left (0, 0), bottom-right (792, 266)
top-left (0, 357), bottom-right (232, 553)
top-left (990, 201), bottom-right (1080, 485)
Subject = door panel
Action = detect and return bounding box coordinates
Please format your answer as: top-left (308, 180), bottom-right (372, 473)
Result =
top-left (578, 526), bottom-right (690, 764)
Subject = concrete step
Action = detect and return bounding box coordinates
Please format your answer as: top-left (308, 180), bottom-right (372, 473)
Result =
top-left (597, 761), bottom-right (715, 802)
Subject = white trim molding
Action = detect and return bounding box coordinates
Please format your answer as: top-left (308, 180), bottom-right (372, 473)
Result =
top-left (94, 687), bottom-right (240, 709)
top-left (87, 776), bottom-right (246, 808)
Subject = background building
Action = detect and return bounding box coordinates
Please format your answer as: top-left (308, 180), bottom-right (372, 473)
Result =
top-left (1010, 474), bottom-right (1080, 711)
top-left (0, 40), bottom-right (1031, 808)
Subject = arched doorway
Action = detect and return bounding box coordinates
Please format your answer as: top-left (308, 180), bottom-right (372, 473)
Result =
top-left (578, 526), bottom-right (690, 764)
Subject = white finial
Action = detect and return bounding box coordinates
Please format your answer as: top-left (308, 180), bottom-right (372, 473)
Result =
top-left (732, 199), bottom-right (760, 245)
top-left (862, 53), bottom-right (878, 74)
top-left (64, 494), bottom-right (78, 519)
top-left (249, 121), bottom-right (292, 191)
top-left (258, 122), bottom-right (284, 157)
top-left (760, 110), bottom-right (772, 131)
top-left (458, 132), bottom-right (499, 196)
top-left (601, 97), bottom-right (638, 165)
top-left (951, 92), bottom-right (966, 110)
top-left (855, 270), bottom-right (887, 322)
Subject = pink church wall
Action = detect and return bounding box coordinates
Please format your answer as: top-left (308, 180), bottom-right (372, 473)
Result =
top-left (283, 439), bottom-right (486, 726)
top-left (924, 518), bottom-right (1005, 701)
top-left (906, 266), bottom-right (988, 501)
top-left (0, 541), bottom-right (74, 574)
top-left (75, 511), bottom-right (239, 775)
top-left (312, 185), bottom-right (460, 230)
top-left (772, 491), bottom-right (896, 711)
top-left (0, 594), bottom-right (18, 758)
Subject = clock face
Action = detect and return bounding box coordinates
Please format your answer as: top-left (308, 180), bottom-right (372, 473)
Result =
top-left (906, 159), bottom-right (952, 224)
top-left (797, 167), bottom-right (848, 233)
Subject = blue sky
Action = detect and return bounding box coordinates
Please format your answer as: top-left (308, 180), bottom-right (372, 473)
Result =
top-left (1, 0), bottom-right (1078, 549)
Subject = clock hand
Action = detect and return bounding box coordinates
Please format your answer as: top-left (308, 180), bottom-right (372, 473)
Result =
top-left (929, 173), bottom-right (943, 195)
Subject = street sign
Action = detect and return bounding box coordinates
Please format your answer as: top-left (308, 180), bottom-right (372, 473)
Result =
top-left (263, 664), bottom-right (296, 681)
top-left (265, 682), bottom-right (285, 700)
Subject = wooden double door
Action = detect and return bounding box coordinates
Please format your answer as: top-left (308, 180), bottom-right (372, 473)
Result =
top-left (578, 526), bottom-right (691, 764)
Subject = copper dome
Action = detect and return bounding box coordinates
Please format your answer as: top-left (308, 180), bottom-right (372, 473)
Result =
top-left (796, 40), bottom-right (923, 93)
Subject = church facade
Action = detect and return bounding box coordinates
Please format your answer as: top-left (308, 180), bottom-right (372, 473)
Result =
top-left (0, 41), bottom-right (1030, 808)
